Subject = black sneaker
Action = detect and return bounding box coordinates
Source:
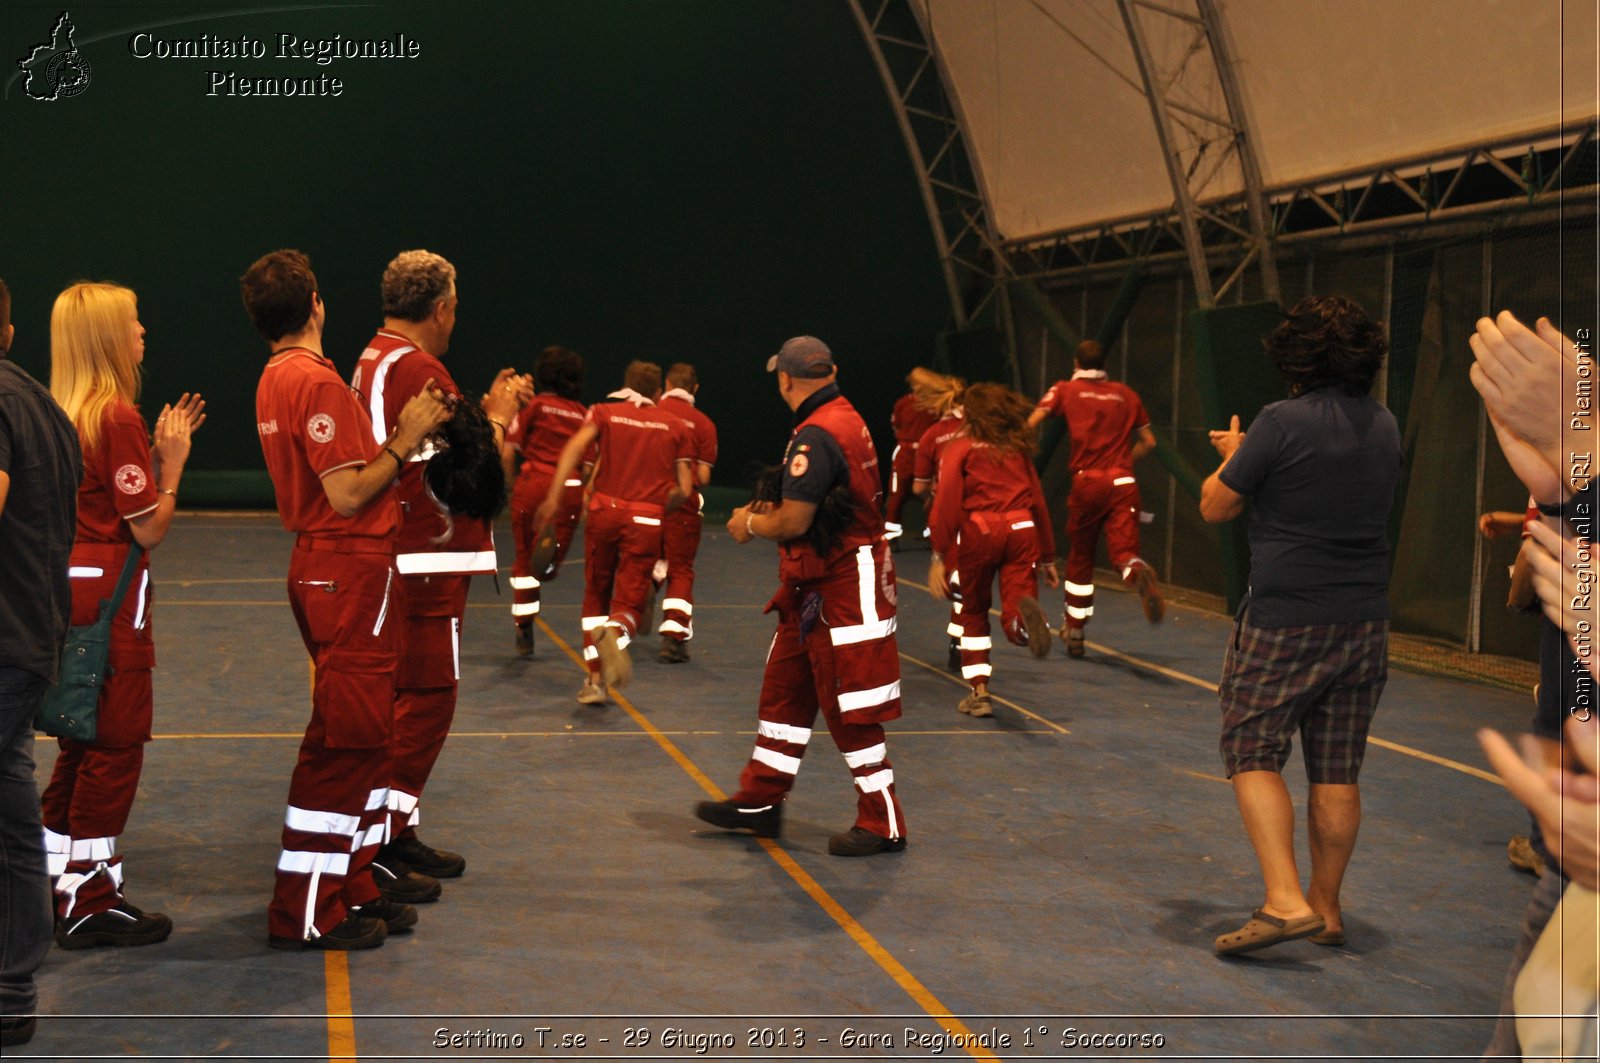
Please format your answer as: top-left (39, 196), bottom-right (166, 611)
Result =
top-left (381, 835), bottom-right (465, 879)
top-left (828, 826), bottom-right (907, 857)
top-left (947, 637), bottom-right (961, 671)
top-left (694, 799), bottom-right (783, 839)
top-left (1, 1015), bottom-right (37, 1048)
top-left (515, 622), bottom-right (534, 657)
top-left (370, 855), bottom-right (443, 903)
top-left (55, 901), bottom-right (173, 949)
top-left (349, 896), bottom-right (418, 934)
top-left (268, 912), bottom-right (387, 951)
top-left (658, 636), bottom-right (690, 664)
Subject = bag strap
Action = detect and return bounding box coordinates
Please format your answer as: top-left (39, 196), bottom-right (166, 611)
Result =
top-left (100, 543), bottom-right (147, 618)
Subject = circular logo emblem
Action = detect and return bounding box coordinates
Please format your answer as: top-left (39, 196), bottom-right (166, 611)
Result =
top-left (114, 464), bottom-right (147, 495)
top-left (47, 51), bottom-right (92, 99)
top-left (307, 413), bottom-right (336, 444)
top-left (788, 452), bottom-right (809, 478)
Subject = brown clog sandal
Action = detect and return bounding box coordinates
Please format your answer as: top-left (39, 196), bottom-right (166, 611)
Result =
top-left (1214, 909), bottom-right (1326, 955)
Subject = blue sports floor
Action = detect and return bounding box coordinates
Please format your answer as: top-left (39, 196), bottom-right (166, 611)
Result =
top-left (15, 513), bottom-right (1547, 1061)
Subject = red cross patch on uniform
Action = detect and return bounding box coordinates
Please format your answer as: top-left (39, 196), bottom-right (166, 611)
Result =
top-left (114, 463), bottom-right (147, 494)
top-left (307, 413), bottom-right (336, 444)
top-left (789, 451), bottom-right (809, 477)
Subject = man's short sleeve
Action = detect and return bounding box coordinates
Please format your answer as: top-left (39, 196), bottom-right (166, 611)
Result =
top-left (781, 425), bottom-right (845, 505)
top-left (1129, 388), bottom-right (1151, 431)
top-left (1035, 382), bottom-right (1065, 418)
top-left (696, 417), bottom-right (718, 468)
top-left (0, 401), bottom-right (14, 475)
top-left (1217, 408), bottom-right (1284, 498)
top-left (102, 405), bottom-right (158, 519)
top-left (301, 378), bottom-right (376, 478)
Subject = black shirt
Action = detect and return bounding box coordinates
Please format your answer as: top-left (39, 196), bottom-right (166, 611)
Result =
top-left (781, 384), bottom-right (848, 506)
top-left (0, 358), bottom-right (82, 681)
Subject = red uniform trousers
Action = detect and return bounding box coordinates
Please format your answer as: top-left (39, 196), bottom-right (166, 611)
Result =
top-left (509, 465), bottom-right (582, 625)
top-left (1062, 471), bottom-right (1148, 632)
top-left (883, 444), bottom-right (917, 533)
top-left (386, 572), bottom-right (470, 843)
top-left (731, 542), bottom-right (906, 840)
top-left (41, 541), bottom-right (153, 919)
top-left (267, 539), bottom-right (397, 943)
top-left (657, 506), bottom-right (701, 641)
top-left (947, 511), bottom-right (1043, 690)
top-left (580, 499), bottom-right (663, 678)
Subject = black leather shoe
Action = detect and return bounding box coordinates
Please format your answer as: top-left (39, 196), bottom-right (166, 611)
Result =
top-left (55, 901), bottom-right (173, 949)
top-left (828, 826), bottom-right (907, 857)
top-left (268, 912), bottom-right (387, 951)
top-left (658, 636), bottom-right (690, 663)
top-left (381, 835), bottom-right (465, 879)
top-left (1, 1015), bottom-right (37, 1047)
top-left (370, 854), bottom-right (443, 903)
top-left (947, 638), bottom-right (961, 671)
top-left (515, 623), bottom-right (534, 657)
top-left (695, 799), bottom-right (782, 839)
top-left (349, 895), bottom-right (418, 934)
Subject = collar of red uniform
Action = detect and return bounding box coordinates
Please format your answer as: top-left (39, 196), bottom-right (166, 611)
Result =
top-left (1072, 368), bottom-right (1108, 380)
top-left (266, 347), bottom-right (330, 369)
top-left (607, 387), bottom-right (654, 407)
top-left (661, 387), bottom-right (695, 406)
top-left (792, 382), bottom-right (842, 424)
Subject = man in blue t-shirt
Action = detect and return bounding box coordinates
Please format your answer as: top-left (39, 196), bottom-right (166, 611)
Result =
top-left (1199, 295), bottom-right (1402, 956)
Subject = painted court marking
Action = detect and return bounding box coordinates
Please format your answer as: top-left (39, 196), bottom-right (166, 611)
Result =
top-left (534, 619), bottom-right (1002, 1062)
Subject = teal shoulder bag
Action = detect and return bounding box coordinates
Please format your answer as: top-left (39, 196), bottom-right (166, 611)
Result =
top-left (35, 544), bottom-right (145, 742)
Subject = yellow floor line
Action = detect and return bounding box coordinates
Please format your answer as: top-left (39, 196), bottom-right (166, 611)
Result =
top-left (324, 952), bottom-right (356, 1061)
top-left (897, 576), bottom-right (1502, 787)
top-left (535, 618), bottom-right (999, 1062)
top-left (897, 652), bottom-right (1070, 734)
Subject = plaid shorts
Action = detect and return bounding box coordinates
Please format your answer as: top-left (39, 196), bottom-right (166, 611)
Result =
top-left (1218, 615), bottom-right (1389, 783)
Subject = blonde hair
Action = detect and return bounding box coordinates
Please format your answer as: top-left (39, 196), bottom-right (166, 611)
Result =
top-left (51, 283), bottom-right (142, 451)
top-left (907, 366), bottom-right (964, 417)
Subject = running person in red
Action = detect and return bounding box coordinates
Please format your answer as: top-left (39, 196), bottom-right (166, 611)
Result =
top-left (536, 361), bottom-right (694, 705)
top-left (502, 346), bottom-right (590, 657)
top-left (44, 282), bottom-right (204, 948)
top-left (696, 336), bottom-right (906, 857)
top-left (243, 249), bottom-right (448, 950)
top-left (1026, 339), bottom-right (1163, 658)
top-left (350, 250), bottom-right (528, 894)
top-left (907, 368), bottom-right (967, 668)
top-left (655, 362), bottom-right (718, 663)
top-left (928, 383), bottom-right (1058, 718)
top-left (883, 374), bottom-right (938, 542)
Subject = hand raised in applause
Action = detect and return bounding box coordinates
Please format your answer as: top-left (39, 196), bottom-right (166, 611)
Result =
top-left (1470, 311), bottom-right (1583, 503)
top-left (152, 392), bottom-right (204, 470)
top-left (1480, 717), bottom-right (1600, 891)
top-left (395, 378), bottom-right (450, 454)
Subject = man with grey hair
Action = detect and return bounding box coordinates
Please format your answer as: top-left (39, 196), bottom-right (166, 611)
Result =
top-left (696, 337), bottom-right (907, 857)
top-left (351, 250), bottom-right (526, 903)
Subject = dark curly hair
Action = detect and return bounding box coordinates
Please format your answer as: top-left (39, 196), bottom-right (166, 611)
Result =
top-left (1265, 295), bottom-right (1387, 396)
top-left (960, 382), bottom-right (1036, 459)
top-left (748, 461), bottom-right (855, 556)
top-left (424, 400), bottom-right (507, 527)
top-left (533, 345), bottom-right (584, 400)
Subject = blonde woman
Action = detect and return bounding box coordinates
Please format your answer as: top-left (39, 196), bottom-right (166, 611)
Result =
top-left (44, 282), bottom-right (203, 949)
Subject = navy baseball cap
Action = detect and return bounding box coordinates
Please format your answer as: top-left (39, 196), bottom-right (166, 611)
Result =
top-left (766, 336), bottom-right (836, 377)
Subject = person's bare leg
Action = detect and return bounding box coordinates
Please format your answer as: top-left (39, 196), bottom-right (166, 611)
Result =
top-left (1305, 782), bottom-right (1361, 935)
top-left (1232, 770), bottom-right (1315, 918)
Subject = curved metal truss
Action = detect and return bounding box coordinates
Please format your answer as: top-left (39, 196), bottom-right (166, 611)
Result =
top-left (848, 0), bottom-right (1014, 347)
top-left (1010, 121), bottom-right (1599, 287)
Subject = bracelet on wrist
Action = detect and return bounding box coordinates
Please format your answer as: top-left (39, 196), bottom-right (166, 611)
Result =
top-left (382, 445), bottom-right (406, 472)
top-left (745, 512), bottom-right (756, 538)
top-left (158, 488), bottom-right (178, 499)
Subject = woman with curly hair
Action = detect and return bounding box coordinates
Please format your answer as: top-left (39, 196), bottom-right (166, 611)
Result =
top-left (1201, 294), bottom-right (1401, 955)
top-left (44, 282), bottom-right (204, 948)
top-left (928, 382), bottom-right (1059, 717)
top-left (501, 345), bottom-right (591, 656)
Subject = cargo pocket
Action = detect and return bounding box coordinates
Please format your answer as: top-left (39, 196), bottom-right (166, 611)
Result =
top-left (317, 647), bottom-right (396, 750)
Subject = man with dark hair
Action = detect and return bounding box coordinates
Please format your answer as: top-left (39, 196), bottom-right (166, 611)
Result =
top-left (503, 346), bottom-right (590, 655)
top-left (243, 249), bottom-right (448, 950)
top-left (538, 360), bottom-right (694, 704)
top-left (655, 362), bottom-right (718, 663)
top-left (350, 249), bottom-right (527, 892)
top-left (1026, 339), bottom-right (1162, 658)
top-left (0, 278), bottom-right (81, 1047)
top-left (696, 336), bottom-right (907, 857)
top-left (1200, 294), bottom-right (1401, 955)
